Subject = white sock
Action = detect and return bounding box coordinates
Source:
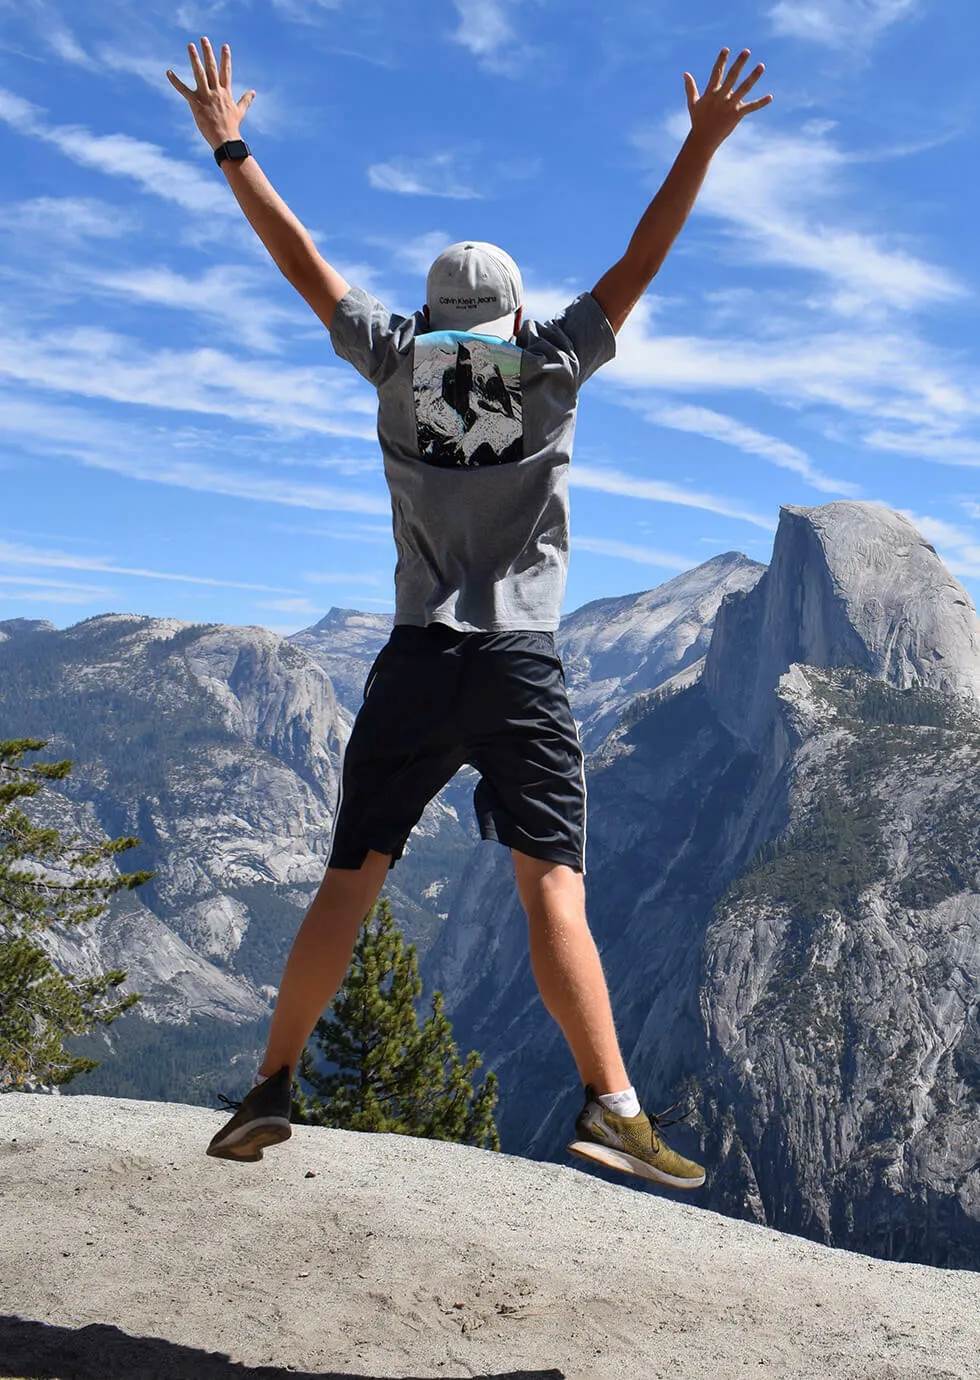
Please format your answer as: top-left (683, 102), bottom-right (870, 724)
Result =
top-left (597, 1085), bottom-right (641, 1118)
top-left (252, 1068), bottom-right (268, 1088)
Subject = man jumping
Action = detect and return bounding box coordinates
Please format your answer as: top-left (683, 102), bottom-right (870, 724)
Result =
top-left (168, 36), bottom-right (772, 1187)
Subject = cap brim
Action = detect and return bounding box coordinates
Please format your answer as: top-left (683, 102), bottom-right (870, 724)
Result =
top-left (427, 308), bottom-right (518, 340)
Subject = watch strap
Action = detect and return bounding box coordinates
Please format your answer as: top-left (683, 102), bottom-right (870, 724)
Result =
top-left (214, 138), bottom-right (251, 167)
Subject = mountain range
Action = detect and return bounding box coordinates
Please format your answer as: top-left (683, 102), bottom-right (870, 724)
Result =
top-left (3, 500), bottom-right (978, 1267)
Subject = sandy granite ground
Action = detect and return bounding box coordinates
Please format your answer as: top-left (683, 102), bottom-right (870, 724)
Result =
top-left (0, 1092), bottom-right (977, 1379)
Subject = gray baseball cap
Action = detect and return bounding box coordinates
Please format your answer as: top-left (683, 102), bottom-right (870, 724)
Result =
top-left (425, 240), bottom-right (524, 340)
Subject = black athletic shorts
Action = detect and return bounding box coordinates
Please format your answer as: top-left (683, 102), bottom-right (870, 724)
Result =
top-left (326, 621), bottom-right (588, 874)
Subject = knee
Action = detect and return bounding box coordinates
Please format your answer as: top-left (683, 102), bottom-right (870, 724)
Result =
top-left (516, 865), bottom-right (587, 926)
top-left (320, 849), bottom-right (392, 902)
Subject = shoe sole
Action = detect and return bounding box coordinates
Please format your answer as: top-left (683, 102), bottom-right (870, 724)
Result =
top-left (207, 1116), bottom-right (292, 1163)
top-left (566, 1138), bottom-right (705, 1189)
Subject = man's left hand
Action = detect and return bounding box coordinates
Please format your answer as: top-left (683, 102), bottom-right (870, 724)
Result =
top-left (683, 47), bottom-right (772, 152)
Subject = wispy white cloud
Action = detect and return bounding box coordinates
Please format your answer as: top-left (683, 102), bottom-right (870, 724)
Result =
top-left (572, 537), bottom-right (703, 571)
top-left (0, 195), bottom-right (138, 240)
top-left (269, 0), bottom-right (342, 22)
top-left (77, 264), bottom-right (301, 354)
top-left (254, 596), bottom-right (321, 615)
top-left (571, 463), bottom-right (777, 531)
top-left (301, 569), bottom-right (388, 585)
top-left (768, 0), bottom-right (920, 49)
top-left (367, 153), bottom-right (482, 200)
top-left (643, 402), bottom-right (861, 495)
top-left (0, 393), bottom-right (390, 517)
top-left (0, 586), bottom-right (109, 606)
top-left (645, 113), bottom-right (964, 319)
top-left (3, 528), bottom-right (104, 547)
top-left (45, 22), bottom-right (97, 68)
top-left (0, 573), bottom-right (115, 603)
top-left (863, 427), bottom-right (980, 467)
top-left (270, 520), bottom-right (391, 543)
top-left (368, 229), bottom-right (453, 280)
top-left (0, 322), bottom-right (377, 439)
top-left (609, 299), bottom-right (978, 423)
top-left (449, 0), bottom-right (530, 76)
top-left (71, 452), bottom-right (391, 518)
top-left (0, 539), bottom-right (299, 593)
top-left (174, 4), bottom-right (230, 27)
top-left (523, 279), bottom-right (599, 322)
top-left (263, 453), bottom-right (387, 478)
top-left (0, 87), bottom-right (225, 214)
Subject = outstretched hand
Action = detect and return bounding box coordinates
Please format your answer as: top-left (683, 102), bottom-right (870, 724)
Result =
top-left (166, 37), bottom-right (255, 151)
top-left (683, 47), bottom-right (772, 150)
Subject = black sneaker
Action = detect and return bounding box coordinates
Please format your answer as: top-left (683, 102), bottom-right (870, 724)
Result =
top-left (206, 1064), bottom-right (293, 1162)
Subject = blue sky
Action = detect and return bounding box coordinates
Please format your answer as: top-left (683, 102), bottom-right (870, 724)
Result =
top-left (1, 0), bottom-right (979, 635)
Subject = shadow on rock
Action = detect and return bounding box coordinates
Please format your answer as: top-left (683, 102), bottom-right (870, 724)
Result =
top-left (0, 1314), bottom-right (566, 1379)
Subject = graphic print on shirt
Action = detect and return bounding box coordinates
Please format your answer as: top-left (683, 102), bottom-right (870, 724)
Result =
top-left (413, 330), bottom-right (524, 468)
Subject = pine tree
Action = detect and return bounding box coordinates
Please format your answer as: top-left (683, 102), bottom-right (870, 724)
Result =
top-left (0, 736), bottom-right (154, 1092)
top-left (293, 896), bottom-right (500, 1150)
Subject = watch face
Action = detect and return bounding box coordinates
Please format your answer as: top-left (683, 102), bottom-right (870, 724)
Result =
top-left (226, 139), bottom-right (249, 158)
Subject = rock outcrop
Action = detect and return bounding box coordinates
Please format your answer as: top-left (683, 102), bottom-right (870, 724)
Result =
top-left (2, 1092), bottom-right (977, 1379)
top-left (703, 501), bottom-right (980, 749)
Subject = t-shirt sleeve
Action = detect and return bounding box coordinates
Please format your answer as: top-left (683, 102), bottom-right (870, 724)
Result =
top-left (328, 284), bottom-right (409, 385)
top-left (535, 290), bottom-right (617, 388)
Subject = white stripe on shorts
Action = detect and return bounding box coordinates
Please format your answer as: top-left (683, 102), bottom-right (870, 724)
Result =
top-left (570, 710), bottom-right (587, 876)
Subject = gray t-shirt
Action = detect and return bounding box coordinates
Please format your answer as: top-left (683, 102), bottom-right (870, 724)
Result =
top-left (328, 284), bottom-right (616, 632)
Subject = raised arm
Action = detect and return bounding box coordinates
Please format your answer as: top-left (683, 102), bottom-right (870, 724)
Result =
top-left (591, 46), bottom-right (772, 335)
top-left (167, 37), bottom-right (350, 329)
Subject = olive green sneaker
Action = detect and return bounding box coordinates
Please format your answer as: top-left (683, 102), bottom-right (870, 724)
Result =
top-left (566, 1083), bottom-right (706, 1189)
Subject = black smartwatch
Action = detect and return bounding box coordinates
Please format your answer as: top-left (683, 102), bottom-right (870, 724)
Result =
top-left (214, 138), bottom-right (251, 167)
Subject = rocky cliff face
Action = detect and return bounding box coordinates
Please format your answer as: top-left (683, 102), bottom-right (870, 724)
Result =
top-left (555, 551), bottom-right (765, 749)
top-left (423, 500), bottom-right (980, 1268)
top-left (1, 615), bottom-right (342, 1028)
top-left (0, 610), bottom-right (484, 1026)
top-left (287, 606), bottom-right (393, 713)
top-left (703, 502), bottom-right (980, 750)
top-left (698, 661), bottom-right (980, 1263)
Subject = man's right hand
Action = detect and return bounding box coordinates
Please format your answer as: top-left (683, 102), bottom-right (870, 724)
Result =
top-left (166, 36), bottom-right (255, 152)
top-left (165, 35), bottom-right (350, 329)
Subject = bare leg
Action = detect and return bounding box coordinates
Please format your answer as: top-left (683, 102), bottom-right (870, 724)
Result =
top-left (257, 849), bottom-right (393, 1079)
top-left (511, 850), bottom-right (630, 1095)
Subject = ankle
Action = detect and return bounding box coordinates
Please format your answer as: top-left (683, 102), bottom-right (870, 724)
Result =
top-left (253, 1062), bottom-right (291, 1087)
top-left (596, 1084), bottom-right (641, 1118)
top-left (589, 1070), bottom-right (632, 1099)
